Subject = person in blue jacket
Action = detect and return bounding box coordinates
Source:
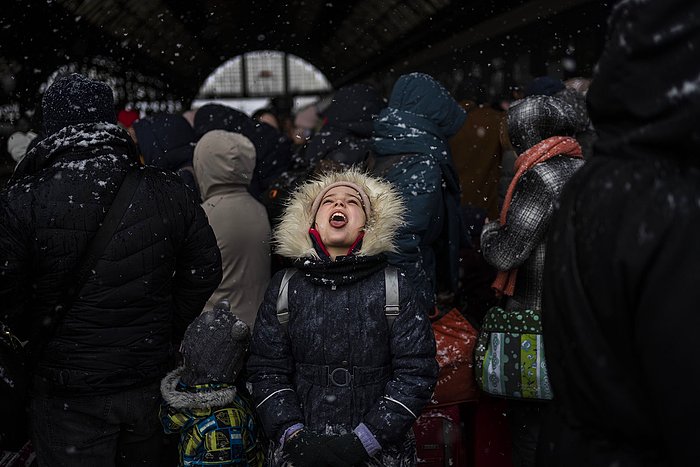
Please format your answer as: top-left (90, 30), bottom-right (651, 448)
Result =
top-left (371, 73), bottom-right (467, 311)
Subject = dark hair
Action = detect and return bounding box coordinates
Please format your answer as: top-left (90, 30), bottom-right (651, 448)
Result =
top-left (252, 108), bottom-right (277, 121)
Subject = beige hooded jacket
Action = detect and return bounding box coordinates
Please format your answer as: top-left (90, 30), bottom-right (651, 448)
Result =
top-left (194, 130), bottom-right (271, 326)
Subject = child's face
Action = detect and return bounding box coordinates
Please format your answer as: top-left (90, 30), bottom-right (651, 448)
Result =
top-left (314, 186), bottom-right (366, 258)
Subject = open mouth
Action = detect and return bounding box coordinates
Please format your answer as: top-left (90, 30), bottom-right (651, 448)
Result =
top-left (329, 211), bottom-right (347, 228)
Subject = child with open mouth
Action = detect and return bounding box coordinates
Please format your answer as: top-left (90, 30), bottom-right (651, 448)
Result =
top-left (248, 168), bottom-right (438, 466)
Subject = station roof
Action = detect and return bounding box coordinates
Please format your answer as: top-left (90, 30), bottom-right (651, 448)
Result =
top-left (1, 0), bottom-right (608, 106)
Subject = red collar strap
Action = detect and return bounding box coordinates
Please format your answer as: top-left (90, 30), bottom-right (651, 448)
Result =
top-left (308, 228), bottom-right (365, 258)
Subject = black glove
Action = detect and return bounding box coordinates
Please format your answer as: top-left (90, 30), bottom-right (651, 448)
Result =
top-left (283, 430), bottom-right (350, 467)
top-left (325, 433), bottom-right (371, 467)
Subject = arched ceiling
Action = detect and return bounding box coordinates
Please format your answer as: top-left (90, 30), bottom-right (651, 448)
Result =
top-left (0, 0), bottom-right (608, 108)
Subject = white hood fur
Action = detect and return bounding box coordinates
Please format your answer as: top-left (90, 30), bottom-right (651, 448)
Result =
top-left (274, 168), bottom-right (405, 259)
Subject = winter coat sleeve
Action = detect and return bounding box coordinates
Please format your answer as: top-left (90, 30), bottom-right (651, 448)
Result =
top-left (171, 187), bottom-right (222, 341)
top-left (481, 168), bottom-right (554, 271)
top-left (0, 196), bottom-right (31, 325)
top-left (247, 272), bottom-right (305, 443)
top-left (385, 158), bottom-right (443, 308)
top-left (361, 274), bottom-right (438, 447)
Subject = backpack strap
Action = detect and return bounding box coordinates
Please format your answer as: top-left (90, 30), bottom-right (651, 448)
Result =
top-left (276, 268), bottom-right (298, 331)
top-left (275, 266), bottom-right (400, 332)
top-left (384, 266), bottom-right (400, 331)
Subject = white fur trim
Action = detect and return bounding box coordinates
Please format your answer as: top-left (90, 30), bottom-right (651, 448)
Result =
top-left (160, 367), bottom-right (238, 410)
top-left (274, 168), bottom-right (405, 259)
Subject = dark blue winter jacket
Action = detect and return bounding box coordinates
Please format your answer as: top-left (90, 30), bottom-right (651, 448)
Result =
top-left (248, 170), bottom-right (437, 463)
top-left (132, 113), bottom-right (200, 201)
top-left (372, 73), bottom-right (467, 307)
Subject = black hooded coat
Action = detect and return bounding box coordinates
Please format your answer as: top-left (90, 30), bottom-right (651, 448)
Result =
top-left (538, 2), bottom-right (700, 466)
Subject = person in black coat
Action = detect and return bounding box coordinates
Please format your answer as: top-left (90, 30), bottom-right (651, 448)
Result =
top-left (131, 113), bottom-right (201, 202)
top-left (538, 1), bottom-right (700, 466)
top-left (247, 168), bottom-right (438, 466)
top-left (300, 83), bottom-right (384, 168)
top-left (0, 73), bottom-right (222, 466)
top-left (194, 103), bottom-right (294, 200)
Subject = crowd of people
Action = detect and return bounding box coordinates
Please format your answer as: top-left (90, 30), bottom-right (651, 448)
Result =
top-left (1, 1), bottom-right (698, 466)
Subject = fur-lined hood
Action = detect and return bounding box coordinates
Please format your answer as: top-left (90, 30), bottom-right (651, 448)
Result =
top-left (274, 168), bottom-right (404, 259)
top-left (160, 366), bottom-right (238, 410)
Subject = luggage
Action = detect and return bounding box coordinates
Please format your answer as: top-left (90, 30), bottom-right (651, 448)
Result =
top-left (414, 405), bottom-right (468, 467)
top-left (428, 307), bottom-right (479, 407)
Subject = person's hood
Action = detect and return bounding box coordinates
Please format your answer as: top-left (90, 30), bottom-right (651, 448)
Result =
top-left (193, 130), bottom-right (256, 200)
top-left (507, 95), bottom-right (579, 155)
top-left (587, 0), bottom-right (700, 164)
top-left (132, 114), bottom-right (195, 170)
top-left (385, 72), bottom-right (466, 138)
top-left (274, 168), bottom-right (404, 259)
top-left (323, 83), bottom-right (384, 137)
top-left (373, 73), bottom-right (466, 161)
top-left (193, 104), bottom-right (255, 141)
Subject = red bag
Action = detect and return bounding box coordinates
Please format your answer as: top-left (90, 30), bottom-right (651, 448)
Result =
top-left (414, 405), bottom-right (468, 467)
top-left (428, 307), bottom-right (479, 407)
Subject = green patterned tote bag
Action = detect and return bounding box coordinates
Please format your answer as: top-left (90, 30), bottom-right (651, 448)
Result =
top-left (474, 306), bottom-right (553, 400)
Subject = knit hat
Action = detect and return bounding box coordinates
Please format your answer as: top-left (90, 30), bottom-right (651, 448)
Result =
top-left (42, 73), bottom-right (117, 136)
top-left (179, 300), bottom-right (250, 386)
top-left (310, 180), bottom-right (372, 223)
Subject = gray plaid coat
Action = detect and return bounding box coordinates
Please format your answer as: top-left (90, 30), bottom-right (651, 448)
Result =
top-left (481, 155), bottom-right (583, 311)
top-left (481, 95), bottom-right (584, 312)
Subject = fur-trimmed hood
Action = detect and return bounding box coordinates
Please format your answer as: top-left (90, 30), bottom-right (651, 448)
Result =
top-left (274, 168), bottom-right (404, 259)
top-left (160, 366), bottom-right (238, 410)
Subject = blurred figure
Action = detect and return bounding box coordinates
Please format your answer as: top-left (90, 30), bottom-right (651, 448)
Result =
top-left (117, 107), bottom-right (140, 130)
top-left (556, 78), bottom-right (597, 159)
top-left (291, 104), bottom-right (320, 145)
top-left (194, 103), bottom-right (294, 200)
top-left (252, 107), bottom-right (280, 130)
top-left (0, 73), bottom-right (221, 466)
top-left (132, 113), bottom-right (201, 202)
top-left (193, 130), bottom-right (271, 327)
top-left (301, 83), bottom-right (384, 169)
top-left (563, 77), bottom-right (591, 95)
top-left (182, 109), bottom-right (197, 127)
top-left (160, 302), bottom-right (265, 466)
top-left (6, 130), bottom-right (37, 164)
top-left (371, 72), bottom-right (467, 309)
top-left (449, 78), bottom-right (508, 220)
top-left (539, 1), bottom-right (700, 466)
top-left (480, 95), bottom-right (584, 467)
top-left (524, 76), bottom-right (565, 97)
top-left (6, 115), bottom-right (38, 167)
